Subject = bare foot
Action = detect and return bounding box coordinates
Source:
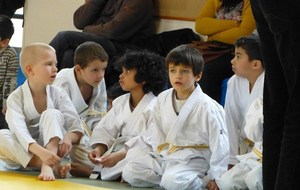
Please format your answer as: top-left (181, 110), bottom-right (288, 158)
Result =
top-left (69, 163), bottom-right (93, 178)
top-left (38, 164), bottom-right (55, 181)
top-left (55, 163), bottom-right (71, 178)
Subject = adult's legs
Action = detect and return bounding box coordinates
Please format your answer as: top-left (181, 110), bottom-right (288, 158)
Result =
top-left (0, 110), bottom-right (8, 129)
top-left (60, 49), bottom-right (75, 69)
top-left (250, 1), bottom-right (286, 189)
top-left (251, 0), bottom-right (300, 189)
top-left (49, 31), bottom-right (117, 70)
top-left (199, 53), bottom-right (234, 103)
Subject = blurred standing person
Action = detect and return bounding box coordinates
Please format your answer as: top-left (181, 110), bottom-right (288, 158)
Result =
top-left (250, 0), bottom-right (300, 189)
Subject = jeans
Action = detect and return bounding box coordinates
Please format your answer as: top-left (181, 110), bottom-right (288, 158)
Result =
top-left (250, 0), bottom-right (300, 189)
top-left (49, 31), bottom-right (123, 88)
top-left (199, 53), bottom-right (234, 103)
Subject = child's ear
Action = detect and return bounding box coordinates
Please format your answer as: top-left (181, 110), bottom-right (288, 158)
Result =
top-left (74, 64), bottom-right (82, 72)
top-left (252, 60), bottom-right (262, 70)
top-left (194, 72), bottom-right (202, 82)
top-left (24, 64), bottom-right (33, 75)
top-left (0, 38), bottom-right (10, 47)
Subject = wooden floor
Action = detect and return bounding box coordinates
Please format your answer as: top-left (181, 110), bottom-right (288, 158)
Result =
top-left (0, 161), bottom-right (156, 190)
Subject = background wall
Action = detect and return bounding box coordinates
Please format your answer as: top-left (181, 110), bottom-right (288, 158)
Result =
top-left (23, 0), bottom-right (207, 46)
top-left (154, 0), bottom-right (206, 21)
top-left (23, 0), bottom-right (84, 46)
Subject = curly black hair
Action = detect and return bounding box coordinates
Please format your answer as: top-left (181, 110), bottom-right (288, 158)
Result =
top-left (116, 50), bottom-right (168, 96)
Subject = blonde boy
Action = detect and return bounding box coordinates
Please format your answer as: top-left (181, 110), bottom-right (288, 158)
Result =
top-left (0, 43), bottom-right (83, 181)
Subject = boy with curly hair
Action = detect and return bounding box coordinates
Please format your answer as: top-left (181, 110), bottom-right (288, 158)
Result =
top-left (70, 50), bottom-right (168, 180)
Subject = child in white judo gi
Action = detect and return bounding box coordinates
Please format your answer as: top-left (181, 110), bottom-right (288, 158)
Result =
top-left (53, 41), bottom-right (108, 176)
top-left (217, 97), bottom-right (263, 190)
top-left (122, 44), bottom-right (229, 190)
top-left (224, 35), bottom-right (264, 168)
top-left (0, 43), bottom-right (83, 181)
top-left (72, 50), bottom-right (167, 179)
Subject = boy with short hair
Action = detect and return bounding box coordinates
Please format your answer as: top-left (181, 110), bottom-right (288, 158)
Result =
top-left (122, 45), bottom-right (229, 190)
top-left (53, 41), bottom-right (108, 176)
top-left (224, 35), bottom-right (264, 168)
top-left (0, 43), bottom-right (83, 181)
top-left (0, 14), bottom-right (19, 129)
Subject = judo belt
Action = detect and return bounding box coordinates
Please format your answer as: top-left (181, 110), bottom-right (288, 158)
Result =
top-left (157, 143), bottom-right (209, 153)
top-left (252, 146), bottom-right (263, 162)
top-left (244, 138), bottom-right (255, 147)
top-left (89, 136), bottom-right (127, 180)
top-left (81, 110), bottom-right (106, 137)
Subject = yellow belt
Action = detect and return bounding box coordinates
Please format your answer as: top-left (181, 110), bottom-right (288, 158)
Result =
top-left (244, 138), bottom-right (255, 147)
top-left (157, 142), bottom-right (209, 153)
top-left (81, 121), bottom-right (92, 137)
top-left (86, 110), bottom-right (106, 117)
top-left (81, 110), bottom-right (107, 137)
top-left (252, 146), bottom-right (263, 162)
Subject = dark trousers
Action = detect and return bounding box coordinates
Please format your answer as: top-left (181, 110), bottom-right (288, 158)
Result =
top-left (0, 109), bottom-right (8, 129)
top-left (251, 0), bottom-right (300, 189)
top-left (49, 31), bottom-right (123, 88)
top-left (199, 53), bottom-right (234, 103)
top-left (49, 31), bottom-right (118, 69)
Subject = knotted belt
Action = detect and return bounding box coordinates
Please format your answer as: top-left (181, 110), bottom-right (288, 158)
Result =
top-left (157, 142), bottom-right (209, 153)
top-left (81, 110), bottom-right (106, 137)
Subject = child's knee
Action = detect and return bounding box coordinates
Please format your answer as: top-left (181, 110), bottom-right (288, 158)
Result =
top-left (41, 109), bottom-right (64, 124)
top-left (160, 172), bottom-right (177, 189)
top-left (0, 129), bottom-right (13, 148)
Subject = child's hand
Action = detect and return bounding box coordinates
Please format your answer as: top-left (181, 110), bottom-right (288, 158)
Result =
top-left (88, 149), bottom-right (102, 164)
top-left (98, 151), bottom-right (126, 167)
top-left (40, 149), bottom-right (61, 166)
top-left (2, 107), bottom-right (7, 114)
top-left (58, 138), bottom-right (72, 158)
top-left (207, 180), bottom-right (219, 190)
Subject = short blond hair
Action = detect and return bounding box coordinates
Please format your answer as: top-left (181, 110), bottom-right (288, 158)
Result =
top-left (20, 43), bottom-right (56, 77)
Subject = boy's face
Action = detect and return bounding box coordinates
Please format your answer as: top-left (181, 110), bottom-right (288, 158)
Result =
top-left (28, 49), bottom-right (58, 85)
top-left (231, 47), bottom-right (254, 78)
top-left (78, 59), bottom-right (107, 87)
top-left (168, 63), bottom-right (201, 98)
top-left (119, 67), bottom-right (143, 92)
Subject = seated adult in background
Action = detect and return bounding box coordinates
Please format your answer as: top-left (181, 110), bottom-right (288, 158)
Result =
top-left (0, 0), bottom-right (24, 18)
top-left (49, 0), bottom-right (155, 88)
top-left (195, 0), bottom-right (256, 103)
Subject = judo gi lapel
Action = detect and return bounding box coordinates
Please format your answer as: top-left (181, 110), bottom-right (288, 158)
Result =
top-left (22, 80), bottom-right (39, 118)
top-left (166, 85), bottom-right (202, 143)
top-left (66, 68), bottom-right (89, 114)
top-left (124, 92), bottom-right (155, 133)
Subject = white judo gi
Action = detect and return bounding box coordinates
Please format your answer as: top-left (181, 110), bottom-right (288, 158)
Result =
top-left (0, 81), bottom-right (82, 169)
top-left (122, 85), bottom-right (229, 190)
top-left (217, 97), bottom-right (263, 190)
top-left (53, 68), bottom-right (107, 167)
top-left (89, 92), bottom-right (156, 180)
top-left (225, 72), bottom-right (264, 165)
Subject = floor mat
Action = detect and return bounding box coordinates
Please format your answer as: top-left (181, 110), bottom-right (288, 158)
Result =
top-left (0, 171), bottom-right (110, 190)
